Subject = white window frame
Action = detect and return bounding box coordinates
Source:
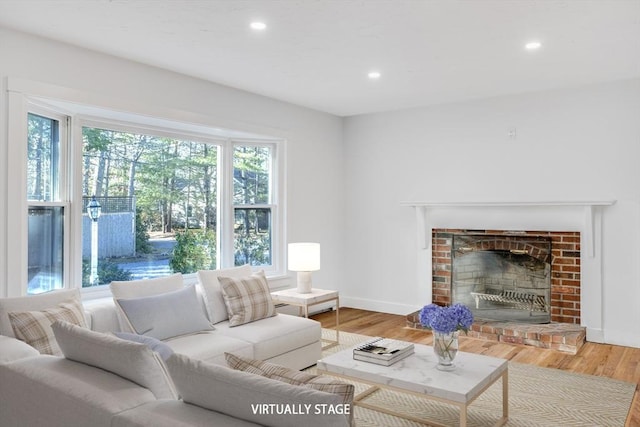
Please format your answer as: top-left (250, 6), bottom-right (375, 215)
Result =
top-left (23, 107), bottom-right (73, 292)
top-left (6, 80), bottom-right (286, 297)
top-left (7, 98), bottom-right (71, 296)
top-left (225, 140), bottom-right (283, 275)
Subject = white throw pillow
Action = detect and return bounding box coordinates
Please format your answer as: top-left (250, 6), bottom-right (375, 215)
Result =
top-left (0, 335), bottom-right (40, 364)
top-left (110, 273), bottom-right (184, 332)
top-left (115, 285), bottom-right (214, 340)
top-left (0, 288), bottom-right (82, 338)
top-left (197, 265), bottom-right (253, 323)
top-left (166, 354), bottom-right (349, 427)
top-left (219, 271), bottom-right (277, 327)
top-left (52, 320), bottom-right (177, 399)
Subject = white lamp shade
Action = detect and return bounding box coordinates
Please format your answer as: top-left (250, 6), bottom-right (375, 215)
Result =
top-left (288, 243), bottom-right (320, 272)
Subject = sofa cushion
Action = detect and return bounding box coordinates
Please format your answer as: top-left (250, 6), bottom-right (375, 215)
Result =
top-left (8, 298), bottom-right (87, 355)
top-left (0, 356), bottom-right (157, 427)
top-left (110, 273), bottom-right (184, 332)
top-left (163, 331), bottom-right (254, 365)
top-left (112, 400), bottom-right (263, 427)
top-left (0, 335), bottom-right (40, 364)
top-left (166, 354), bottom-right (350, 427)
top-left (114, 332), bottom-right (174, 361)
top-left (219, 271), bottom-right (276, 327)
top-left (215, 313), bottom-right (321, 362)
top-left (51, 320), bottom-right (177, 399)
top-left (197, 265), bottom-right (253, 324)
top-left (115, 285), bottom-right (213, 340)
top-left (82, 297), bottom-right (121, 332)
top-left (0, 288), bottom-right (82, 338)
top-left (225, 353), bottom-right (354, 408)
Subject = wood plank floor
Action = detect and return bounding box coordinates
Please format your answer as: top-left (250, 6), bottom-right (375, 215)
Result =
top-left (311, 307), bottom-right (640, 426)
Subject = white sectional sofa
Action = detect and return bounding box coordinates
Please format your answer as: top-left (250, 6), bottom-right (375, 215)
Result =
top-left (0, 266), bottom-right (351, 427)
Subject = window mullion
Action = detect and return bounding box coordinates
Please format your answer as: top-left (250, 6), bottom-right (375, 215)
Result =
top-left (220, 139), bottom-right (235, 268)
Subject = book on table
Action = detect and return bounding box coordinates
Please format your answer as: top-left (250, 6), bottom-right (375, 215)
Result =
top-left (353, 337), bottom-right (414, 365)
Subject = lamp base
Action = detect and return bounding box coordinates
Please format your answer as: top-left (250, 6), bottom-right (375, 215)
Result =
top-left (296, 271), bottom-right (313, 293)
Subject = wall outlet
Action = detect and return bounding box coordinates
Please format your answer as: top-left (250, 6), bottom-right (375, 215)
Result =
top-left (507, 127), bottom-right (517, 139)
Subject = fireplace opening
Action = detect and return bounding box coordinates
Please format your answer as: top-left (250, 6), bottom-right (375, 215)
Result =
top-left (451, 233), bottom-right (551, 324)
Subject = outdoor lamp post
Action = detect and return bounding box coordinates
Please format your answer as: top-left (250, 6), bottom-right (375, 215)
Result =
top-left (87, 195), bottom-right (101, 286)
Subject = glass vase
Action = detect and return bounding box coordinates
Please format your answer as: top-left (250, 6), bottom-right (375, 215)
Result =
top-left (433, 331), bottom-right (459, 371)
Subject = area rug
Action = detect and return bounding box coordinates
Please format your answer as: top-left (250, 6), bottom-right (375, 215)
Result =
top-left (309, 329), bottom-right (635, 427)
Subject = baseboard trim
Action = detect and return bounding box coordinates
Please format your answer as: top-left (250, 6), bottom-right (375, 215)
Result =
top-left (340, 296), bottom-right (419, 316)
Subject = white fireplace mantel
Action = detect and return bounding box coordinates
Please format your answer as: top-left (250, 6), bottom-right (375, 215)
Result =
top-left (401, 199), bottom-right (616, 343)
top-left (400, 200), bottom-right (616, 257)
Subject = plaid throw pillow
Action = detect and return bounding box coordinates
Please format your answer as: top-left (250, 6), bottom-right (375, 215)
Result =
top-left (218, 271), bottom-right (276, 327)
top-left (225, 352), bottom-right (355, 407)
top-left (8, 299), bottom-right (87, 355)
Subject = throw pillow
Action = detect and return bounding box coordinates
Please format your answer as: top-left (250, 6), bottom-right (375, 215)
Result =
top-left (0, 335), bottom-right (40, 364)
top-left (113, 331), bottom-right (174, 361)
top-left (110, 273), bottom-right (184, 332)
top-left (225, 352), bottom-right (354, 407)
top-left (218, 271), bottom-right (276, 327)
top-left (0, 288), bottom-right (82, 338)
top-left (166, 353), bottom-right (349, 427)
top-left (52, 320), bottom-right (176, 399)
top-left (110, 273), bottom-right (184, 299)
top-left (197, 265), bottom-right (253, 324)
top-left (115, 285), bottom-right (214, 340)
top-left (7, 299), bottom-right (87, 355)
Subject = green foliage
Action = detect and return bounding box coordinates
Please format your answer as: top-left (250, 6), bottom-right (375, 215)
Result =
top-left (82, 259), bottom-right (132, 287)
top-left (82, 126), bottom-right (271, 270)
top-left (135, 207), bottom-right (153, 254)
top-left (169, 229), bottom-right (216, 274)
top-left (234, 208), bottom-right (271, 266)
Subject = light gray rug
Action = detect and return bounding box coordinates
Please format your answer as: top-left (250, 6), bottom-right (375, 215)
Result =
top-left (309, 329), bottom-right (635, 427)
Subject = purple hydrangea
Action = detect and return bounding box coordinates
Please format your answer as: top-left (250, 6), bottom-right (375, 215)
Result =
top-left (450, 303), bottom-right (474, 332)
top-left (419, 303), bottom-right (440, 327)
top-left (419, 303), bottom-right (474, 334)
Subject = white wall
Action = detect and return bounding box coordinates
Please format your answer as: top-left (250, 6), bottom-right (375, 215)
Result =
top-left (343, 79), bottom-right (640, 348)
top-left (0, 27), bottom-right (345, 296)
top-left (2, 26), bottom-right (639, 348)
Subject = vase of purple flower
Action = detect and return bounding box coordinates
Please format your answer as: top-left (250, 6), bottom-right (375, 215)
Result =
top-left (419, 303), bottom-right (474, 371)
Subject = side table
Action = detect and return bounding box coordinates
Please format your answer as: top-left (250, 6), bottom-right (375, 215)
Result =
top-left (271, 288), bottom-right (339, 350)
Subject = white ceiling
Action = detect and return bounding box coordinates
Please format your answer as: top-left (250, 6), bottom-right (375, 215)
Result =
top-left (0, 0), bottom-right (639, 117)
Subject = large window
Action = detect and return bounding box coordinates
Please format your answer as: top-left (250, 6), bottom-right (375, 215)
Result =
top-left (27, 112), bottom-right (67, 294)
top-left (77, 124), bottom-right (279, 288)
top-left (17, 100), bottom-right (283, 295)
top-left (233, 145), bottom-right (273, 266)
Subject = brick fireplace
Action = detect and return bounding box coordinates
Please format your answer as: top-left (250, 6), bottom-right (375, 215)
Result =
top-left (406, 228), bottom-right (586, 353)
top-left (432, 229), bottom-right (581, 325)
top-left (400, 201), bottom-right (614, 354)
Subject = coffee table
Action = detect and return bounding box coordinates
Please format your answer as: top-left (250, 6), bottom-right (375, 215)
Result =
top-left (317, 342), bottom-right (508, 427)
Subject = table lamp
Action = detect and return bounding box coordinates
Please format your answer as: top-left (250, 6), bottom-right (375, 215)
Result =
top-left (288, 242), bottom-right (320, 293)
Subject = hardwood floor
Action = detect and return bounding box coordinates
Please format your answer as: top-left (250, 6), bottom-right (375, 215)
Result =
top-left (311, 307), bottom-right (640, 426)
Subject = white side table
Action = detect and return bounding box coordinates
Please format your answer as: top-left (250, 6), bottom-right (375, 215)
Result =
top-left (271, 288), bottom-right (340, 349)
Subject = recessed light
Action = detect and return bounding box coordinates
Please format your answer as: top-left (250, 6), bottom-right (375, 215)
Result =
top-left (368, 71), bottom-right (381, 79)
top-left (250, 22), bottom-right (267, 31)
top-left (525, 41), bottom-right (542, 50)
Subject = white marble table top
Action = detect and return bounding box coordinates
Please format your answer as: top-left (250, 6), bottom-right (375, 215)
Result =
top-left (270, 288), bottom-right (338, 305)
top-left (317, 342), bottom-right (507, 404)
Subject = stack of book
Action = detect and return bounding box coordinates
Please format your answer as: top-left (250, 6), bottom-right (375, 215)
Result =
top-left (352, 337), bottom-right (415, 366)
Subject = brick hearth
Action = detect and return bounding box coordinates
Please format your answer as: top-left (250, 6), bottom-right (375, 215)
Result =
top-left (406, 311), bottom-right (586, 354)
